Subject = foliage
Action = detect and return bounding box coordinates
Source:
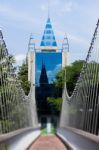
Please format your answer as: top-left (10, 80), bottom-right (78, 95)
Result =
top-left (0, 41), bottom-right (28, 133)
top-left (46, 60), bottom-right (84, 112)
top-left (0, 120), bottom-right (15, 133)
top-left (41, 127), bottom-right (56, 135)
top-left (18, 62), bottom-right (30, 95)
top-left (55, 60), bottom-right (84, 96)
top-left (1, 145), bottom-right (8, 150)
top-left (47, 97), bottom-right (63, 112)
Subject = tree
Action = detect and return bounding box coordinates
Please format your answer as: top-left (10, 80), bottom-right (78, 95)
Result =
top-left (47, 60), bottom-right (84, 112)
top-left (54, 60), bottom-right (84, 96)
top-left (0, 43), bottom-right (17, 132)
top-left (0, 33), bottom-right (29, 133)
top-left (18, 62), bottom-right (30, 95)
top-left (47, 97), bottom-right (62, 113)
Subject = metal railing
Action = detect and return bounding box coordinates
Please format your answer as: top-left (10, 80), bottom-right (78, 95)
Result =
top-left (0, 30), bottom-right (38, 134)
top-left (60, 20), bottom-right (99, 135)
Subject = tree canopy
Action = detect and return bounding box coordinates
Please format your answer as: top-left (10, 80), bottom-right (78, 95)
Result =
top-left (18, 62), bottom-right (30, 95)
top-left (47, 97), bottom-right (62, 112)
top-left (54, 60), bottom-right (84, 96)
top-left (47, 60), bottom-right (84, 113)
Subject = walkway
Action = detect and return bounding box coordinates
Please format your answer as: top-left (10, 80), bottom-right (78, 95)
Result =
top-left (28, 135), bottom-right (68, 150)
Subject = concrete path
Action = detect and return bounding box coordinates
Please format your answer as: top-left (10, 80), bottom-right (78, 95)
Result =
top-left (28, 135), bottom-right (68, 150)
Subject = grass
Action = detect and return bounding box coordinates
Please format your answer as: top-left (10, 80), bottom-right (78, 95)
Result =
top-left (41, 127), bottom-right (56, 135)
top-left (1, 145), bottom-right (8, 150)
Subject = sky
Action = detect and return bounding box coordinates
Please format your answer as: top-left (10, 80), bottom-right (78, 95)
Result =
top-left (36, 53), bottom-right (62, 85)
top-left (0, 0), bottom-right (99, 65)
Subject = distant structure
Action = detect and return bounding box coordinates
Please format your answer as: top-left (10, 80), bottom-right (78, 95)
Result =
top-left (27, 11), bottom-right (69, 126)
top-left (28, 34), bottom-right (36, 85)
top-left (28, 17), bottom-right (69, 84)
top-left (28, 34), bottom-right (35, 52)
top-left (62, 34), bottom-right (69, 52)
top-left (62, 34), bottom-right (69, 67)
top-left (40, 17), bottom-right (58, 52)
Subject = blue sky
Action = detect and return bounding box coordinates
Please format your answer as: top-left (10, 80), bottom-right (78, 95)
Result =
top-left (0, 0), bottom-right (99, 65)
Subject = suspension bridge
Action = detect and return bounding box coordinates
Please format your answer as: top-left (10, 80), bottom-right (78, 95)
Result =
top-left (0, 19), bottom-right (99, 150)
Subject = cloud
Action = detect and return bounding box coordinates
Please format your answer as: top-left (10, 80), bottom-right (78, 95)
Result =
top-left (47, 64), bottom-right (62, 82)
top-left (50, 0), bottom-right (60, 6)
top-left (47, 64), bottom-right (61, 76)
top-left (15, 54), bottom-right (26, 65)
top-left (47, 70), bottom-right (54, 83)
top-left (40, 0), bottom-right (75, 14)
top-left (37, 70), bottom-right (41, 73)
top-left (0, 4), bottom-right (10, 13)
top-left (54, 64), bottom-right (61, 73)
top-left (61, 1), bottom-right (74, 13)
top-left (55, 28), bottom-right (89, 47)
top-left (47, 70), bottom-right (54, 82)
top-left (0, 3), bottom-right (38, 25)
top-left (68, 33), bottom-right (89, 46)
top-left (1, 0), bottom-right (98, 67)
top-left (40, 4), bottom-right (47, 11)
top-left (40, 0), bottom-right (60, 11)
top-left (47, 70), bottom-right (52, 76)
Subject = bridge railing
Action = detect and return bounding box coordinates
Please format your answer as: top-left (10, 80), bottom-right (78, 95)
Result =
top-left (60, 20), bottom-right (99, 135)
top-left (0, 30), bottom-right (38, 134)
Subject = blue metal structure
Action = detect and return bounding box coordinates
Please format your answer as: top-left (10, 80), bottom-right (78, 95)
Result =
top-left (40, 18), bottom-right (57, 51)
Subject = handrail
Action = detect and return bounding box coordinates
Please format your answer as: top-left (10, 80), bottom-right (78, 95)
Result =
top-left (60, 19), bottom-right (99, 135)
top-left (61, 127), bottom-right (99, 144)
top-left (0, 127), bottom-right (39, 144)
top-left (57, 127), bottom-right (99, 150)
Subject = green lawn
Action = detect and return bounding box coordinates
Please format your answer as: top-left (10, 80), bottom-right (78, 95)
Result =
top-left (41, 127), bottom-right (56, 135)
top-left (1, 145), bottom-right (8, 150)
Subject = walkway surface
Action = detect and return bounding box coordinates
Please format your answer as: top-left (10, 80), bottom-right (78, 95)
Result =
top-left (28, 135), bottom-right (68, 150)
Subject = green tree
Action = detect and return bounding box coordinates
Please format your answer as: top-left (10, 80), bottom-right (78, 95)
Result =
top-left (0, 33), bottom-right (29, 133)
top-left (18, 62), bottom-right (30, 95)
top-left (47, 60), bottom-right (84, 112)
top-left (0, 42), bottom-right (17, 132)
top-left (47, 97), bottom-right (62, 112)
top-left (55, 60), bottom-right (84, 96)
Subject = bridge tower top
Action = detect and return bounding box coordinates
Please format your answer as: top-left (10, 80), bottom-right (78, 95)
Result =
top-left (62, 34), bottom-right (69, 67)
top-left (0, 30), bottom-right (3, 40)
top-left (28, 34), bottom-right (36, 52)
top-left (62, 34), bottom-right (69, 52)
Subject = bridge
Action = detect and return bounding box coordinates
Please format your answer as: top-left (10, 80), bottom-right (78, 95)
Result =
top-left (0, 20), bottom-right (99, 150)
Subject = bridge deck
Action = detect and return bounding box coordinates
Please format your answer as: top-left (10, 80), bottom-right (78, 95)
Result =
top-left (28, 135), bottom-right (68, 150)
